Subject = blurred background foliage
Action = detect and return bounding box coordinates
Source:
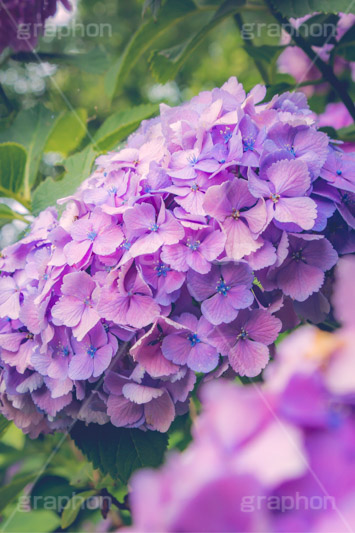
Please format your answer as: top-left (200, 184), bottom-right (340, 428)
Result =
top-left (0, 0), bottom-right (354, 531)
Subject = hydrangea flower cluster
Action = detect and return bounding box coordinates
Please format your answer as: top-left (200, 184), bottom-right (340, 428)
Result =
top-left (127, 257), bottom-right (355, 533)
top-left (0, 0), bottom-right (71, 53)
top-left (278, 13), bottom-right (355, 95)
top-left (0, 77), bottom-right (354, 437)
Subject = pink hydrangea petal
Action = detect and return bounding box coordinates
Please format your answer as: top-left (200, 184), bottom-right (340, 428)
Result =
top-left (51, 297), bottom-right (84, 327)
top-left (187, 342), bottom-right (219, 373)
top-left (161, 244), bottom-right (189, 272)
top-left (127, 294), bottom-right (160, 328)
top-left (274, 197), bottom-right (317, 230)
top-left (201, 293), bottom-right (238, 325)
top-left (93, 226), bottom-right (124, 256)
top-left (93, 344), bottom-right (113, 377)
top-left (224, 217), bottom-right (262, 260)
top-left (229, 338), bottom-right (269, 377)
top-left (162, 334), bottom-right (191, 365)
top-left (122, 383), bottom-right (163, 404)
top-left (107, 395), bottom-right (143, 427)
top-left (64, 239), bottom-right (92, 266)
top-left (144, 391), bottom-right (175, 432)
top-left (277, 261), bottom-right (324, 302)
top-left (267, 159), bottom-right (310, 196)
top-left (245, 310), bottom-right (282, 345)
top-left (72, 306), bottom-right (100, 341)
top-left (68, 353), bottom-right (94, 380)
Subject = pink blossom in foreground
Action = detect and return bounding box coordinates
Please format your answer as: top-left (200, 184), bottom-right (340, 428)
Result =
top-left (127, 258), bottom-right (355, 533)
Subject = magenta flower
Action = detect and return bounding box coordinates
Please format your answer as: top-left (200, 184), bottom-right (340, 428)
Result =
top-left (123, 201), bottom-right (184, 258)
top-left (68, 323), bottom-right (117, 380)
top-left (248, 159), bottom-right (317, 230)
top-left (320, 150), bottom-right (355, 193)
top-left (187, 262), bottom-right (254, 325)
top-left (264, 123), bottom-right (329, 178)
top-left (238, 114), bottom-right (266, 166)
top-left (51, 272), bottom-right (100, 341)
top-left (130, 316), bottom-right (185, 378)
top-left (162, 313), bottom-right (219, 372)
top-left (97, 261), bottom-right (160, 328)
top-left (0, 276), bottom-right (23, 320)
top-left (0, 330), bottom-right (37, 374)
top-left (138, 252), bottom-right (185, 306)
top-left (64, 211), bottom-right (124, 266)
top-left (105, 371), bottom-right (175, 432)
top-left (203, 178), bottom-right (267, 260)
top-left (161, 226), bottom-right (226, 274)
top-left (208, 309), bottom-right (281, 376)
top-left (275, 234), bottom-right (338, 301)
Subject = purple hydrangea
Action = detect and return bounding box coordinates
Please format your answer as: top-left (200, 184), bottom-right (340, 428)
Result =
top-left (0, 0), bottom-right (71, 53)
top-left (0, 77), bottom-right (354, 437)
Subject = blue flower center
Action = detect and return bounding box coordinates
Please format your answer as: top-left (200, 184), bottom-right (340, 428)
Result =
top-left (87, 345), bottom-right (97, 358)
top-left (62, 346), bottom-right (70, 357)
top-left (43, 273), bottom-right (49, 280)
top-left (155, 263), bottom-right (170, 277)
top-left (121, 240), bottom-right (131, 250)
top-left (186, 239), bottom-right (200, 251)
top-left (336, 170), bottom-right (342, 176)
top-left (188, 333), bottom-right (201, 347)
top-left (238, 328), bottom-right (248, 340)
top-left (191, 183), bottom-right (199, 192)
top-left (150, 223), bottom-right (159, 232)
top-left (292, 249), bottom-right (304, 262)
top-left (108, 186), bottom-right (118, 194)
top-left (270, 193), bottom-right (280, 203)
top-left (188, 154), bottom-right (198, 166)
top-left (216, 278), bottom-right (231, 296)
top-left (243, 138), bottom-right (255, 152)
top-left (87, 231), bottom-right (97, 241)
top-left (223, 132), bottom-right (232, 144)
top-left (83, 297), bottom-right (91, 306)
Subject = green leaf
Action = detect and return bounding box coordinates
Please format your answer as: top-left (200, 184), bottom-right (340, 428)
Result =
top-left (295, 14), bottom-right (339, 47)
top-left (149, 0), bottom-right (246, 84)
top-left (70, 422), bottom-right (168, 483)
top-left (30, 475), bottom-right (74, 511)
top-left (65, 46), bottom-right (110, 75)
top-left (93, 103), bottom-right (158, 150)
top-left (318, 126), bottom-right (338, 139)
top-left (31, 145), bottom-right (98, 215)
top-left (44, 109), bottom-right (88, 157)
top-left (0, 414), bottom-right (11, 437)
top-left (334, 25), bottom-right (355, 62)
top-left (3, 510), bottom-right (60, 533)
top-left (60, 490), bottom-right (97, 529)
top-left (0, 473), bottom-right (37, 512)
top-left (0, 204), bottom-right (28, 228)
top-left (104, 0), bottom-right (201, 99)
top-left (270, 0), bottom-right (355, 18)
top-left (337, 124), bottom-right (355, 143)
top-left (0, 105), bottom-right (58, 194)
top-left (0, 143), bottom-right (27, 201)
top-left (243, 44), bottom-right (285, 64)
top-left (142, 0), bottom-right (162, 19)
top-left (11, 48), bottom-right (110, 75)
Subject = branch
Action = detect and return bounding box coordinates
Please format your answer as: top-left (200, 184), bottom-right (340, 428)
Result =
top-left (265, 0), bottom-right (355, 121)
